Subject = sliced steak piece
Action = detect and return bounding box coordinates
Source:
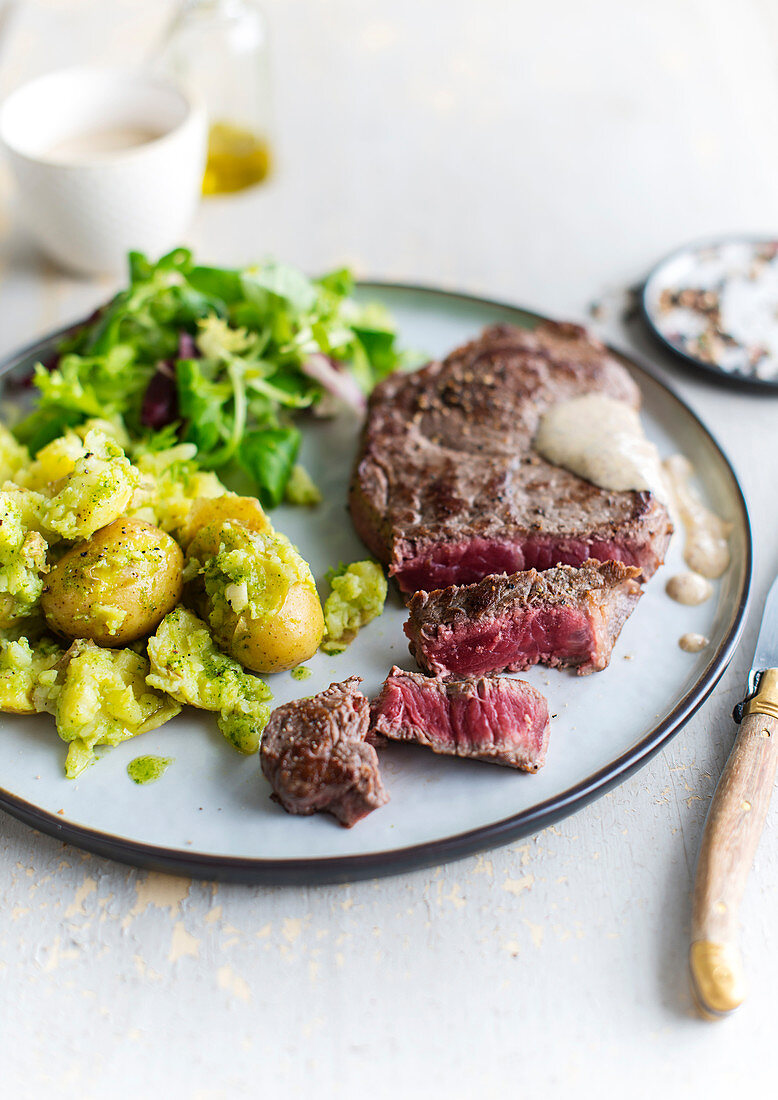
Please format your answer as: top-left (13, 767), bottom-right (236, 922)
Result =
top-left (349, 322), bottom-right (672, 593)
top-left (260, 677), bottom-right (388, 827)
top-left (370, 666), bottom-right (550, 772)
top-left (405, 560), bottom-right (642, 678)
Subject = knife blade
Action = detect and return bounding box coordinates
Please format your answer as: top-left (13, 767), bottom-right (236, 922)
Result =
top-left (749, 573), bottom-right (778, 691)
top-left (690, 575), bottom-right (778, 1019)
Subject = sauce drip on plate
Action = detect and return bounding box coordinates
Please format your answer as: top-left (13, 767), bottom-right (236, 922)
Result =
top-left (534, 398), bottom-right (732, 589)
top-left (127, 755), bottom-right (174, 785)
top-left (666, 572), bottom-right (713, 606)
top-left (663, 455), bottom-right (731, 578)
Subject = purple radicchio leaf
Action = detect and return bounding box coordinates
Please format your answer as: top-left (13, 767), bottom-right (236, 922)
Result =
top-left (177, 331), bottom-right (199, 360)
top-left (140, 360), bottom-right (179, 430)
top-left (139, 331), bottom-right (198, 430)
top-left (301, 353), bottom-right (366, 414)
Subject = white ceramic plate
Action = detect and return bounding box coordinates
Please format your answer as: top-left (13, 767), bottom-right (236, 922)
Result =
top-left (0, 284), bottom-right (751, 883)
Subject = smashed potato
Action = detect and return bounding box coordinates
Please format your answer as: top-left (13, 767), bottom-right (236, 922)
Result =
top-left (0, 482), bottom-right (52, 538)
top-left (147, 607), bottom-right (272, 753)
top-left (0, 425), bottom-right (29, 485)
top-left (0, 492), bottom-right (50, 627)
top-left (20, 422), bottom-right (129, 495)
top-left (0, 409), bottom-right (334, 776)
top-left (0, 634), bottom-right (62, 713)
top-left (20, 431), bottom-right (88, 493)
top-left (45, 430), bottom-right (140, 540)
top-left (130, 443), bottom-right (226, 537)
top-left (33, 641), bottom-right (180, 778)
top-left (75, 417), bottom-right (130, 450)
top-left (322, 560), bottom-right (387, 653)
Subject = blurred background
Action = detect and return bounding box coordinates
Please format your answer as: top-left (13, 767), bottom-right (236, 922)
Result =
top-left (2, 0), bottom-right (778, 323)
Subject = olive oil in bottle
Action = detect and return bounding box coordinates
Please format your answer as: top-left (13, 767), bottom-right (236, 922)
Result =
top-left (203, 121), bottom-right (271, 194)
top-left (158, 0), bottom-right (273, 195)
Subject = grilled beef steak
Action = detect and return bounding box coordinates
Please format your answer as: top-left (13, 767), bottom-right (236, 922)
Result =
top-left (260, 677), bottom-right (388, 827)
top-left (370, 666), bottom-right (550, 772)
top-left (405, 559), bottom-right (642, 678)
top-left (349, 322), bottom-right (672, 593)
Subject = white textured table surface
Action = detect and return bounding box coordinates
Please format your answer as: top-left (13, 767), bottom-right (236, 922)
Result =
top-left (2, 2), bottom-right (778, 1096)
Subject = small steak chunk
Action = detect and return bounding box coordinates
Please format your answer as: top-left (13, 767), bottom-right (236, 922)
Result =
top-left (260, 677), bottom-right (388, 827)
top-left (405, 560), bottom-right (642, 678)
top-left (370, 667), bottom-right (550, 772)
top-left (349, 322), bottom-right (672, 593)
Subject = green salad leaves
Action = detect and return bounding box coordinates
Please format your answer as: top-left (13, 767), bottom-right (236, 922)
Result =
top-left (14, 248), bottom-right (408, 506)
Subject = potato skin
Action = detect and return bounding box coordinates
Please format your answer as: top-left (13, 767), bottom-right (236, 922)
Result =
top-left (181, 495), bottom-right (270, 550)
top-left (187, 518), bottom-right (324, 674)
top-left (41, 518), bottom-right (183, 647)
top-left (208, 581), bottom-right (324, 674)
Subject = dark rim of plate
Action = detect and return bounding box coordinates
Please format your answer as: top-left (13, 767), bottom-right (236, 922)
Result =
top-left (0, 282), bottom-right (754, 885)
top-left (640, 233), bottom-right (778, 392)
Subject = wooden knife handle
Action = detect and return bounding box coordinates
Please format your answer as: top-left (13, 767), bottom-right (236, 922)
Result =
top-left (690, 709), bottom-right (778, 1018)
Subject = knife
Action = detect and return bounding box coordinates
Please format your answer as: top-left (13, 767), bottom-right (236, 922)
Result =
top-left (689, 574), bottom-right (778, 1019)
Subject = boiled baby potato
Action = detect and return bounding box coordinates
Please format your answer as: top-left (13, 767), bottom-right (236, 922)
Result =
top-left (188, 519), bottom-right (324, 674)
top-left (42, 518), bottom-right (183, 647)
top-left (180, 494), bottom-right (271, 550)
top-left (213, 575), bottom-right (325, 675)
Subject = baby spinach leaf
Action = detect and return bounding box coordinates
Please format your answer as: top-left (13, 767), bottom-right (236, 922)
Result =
top-left (238, 427), bottom-right (301, 508)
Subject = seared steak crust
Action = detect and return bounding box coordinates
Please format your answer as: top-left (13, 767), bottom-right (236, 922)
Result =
top-left (260, 677), bottom-right (389, 827)
top-left (405, 560), bottom-right (643, 678)
top-left (349, 322), bottom-right (672, 592)
top-left (370, 666), bottom-right (550, 772)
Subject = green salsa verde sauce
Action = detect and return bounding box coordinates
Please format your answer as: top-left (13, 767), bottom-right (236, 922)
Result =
top-left (291, 666), bottom-right (312, 681)
top-left (127, 755), bottom-right (174, 785)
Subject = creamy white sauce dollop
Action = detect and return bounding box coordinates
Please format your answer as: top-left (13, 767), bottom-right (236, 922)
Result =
top-left (534, 396), bottom-right (733, 587)
top-left (679, 632), bottom-right (709, 653)
top-left (534, 395), bottom-right (668, 501)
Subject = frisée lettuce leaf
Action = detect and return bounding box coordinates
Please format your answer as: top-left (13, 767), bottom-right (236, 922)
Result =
top-left (13, 248), bottom-right (410, 505)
